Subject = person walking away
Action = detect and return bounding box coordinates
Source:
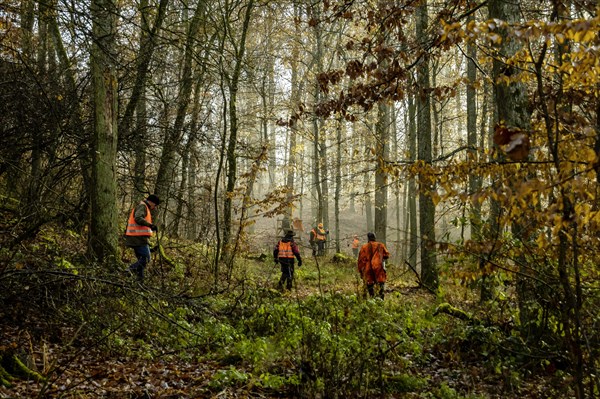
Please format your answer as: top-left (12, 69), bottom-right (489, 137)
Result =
top-left (351, 234), bottom-right (360, 258)
top-left (310, 222), bottom-right (328, 256)
top-left (357, 232), bottom-right (390, 299)
top-left (274, 230), bottom-right (302, 291)
top-left (124, 194), bottom-right (160, 281)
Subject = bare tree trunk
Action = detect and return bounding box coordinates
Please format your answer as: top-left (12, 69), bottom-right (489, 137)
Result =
top-left (154, 1), bottom-right (204, 204)
top-left (133, 91), bottom-right (147, 195)
top-left (89, 0), bottom-right (119, 263)
top-left (416, 0), bottom-right (438, 291)
top-left (25, 0), bottom-right (49, 212)
top-left (464, 10), bottom-right (487, 301)
top-left (374, 102), bottom-right (389, 244)
top-left (407, 81), bottom-right (418, 270)
top-left (489, 0), bottom-right (534, 333)
top-left (222, 0), bottom-right (255, 259)
top-left (364, 131), bottom-right (373, 232)
top-left (130, 0), bottom-right (167, 197)
top-left (334, 117), bottom-right (342, 253)
top-left (309, 1), bottom-right (326, 227)
top-left (119, 0), bottom-right (169, 142)
top-left (285, 1), bottom-right (302, 217)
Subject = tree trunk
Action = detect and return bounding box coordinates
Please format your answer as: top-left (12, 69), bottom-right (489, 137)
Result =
top-left (364, 133), bottom-right (374, 233)
top-left (221, 0), bottom-right (255, 259)
top-left (488, 0), bottom-right (534, 333)
top-left (89, 0), bottom-right (119, 263)
top-left (407, 89), bottom-right (418, 269)
top-left (374, 101), bottom-right (389, 244)
top-left (119, 0), bottom-right (169, 141)
top-left (416, 0), bottom-right (438, 291)
top-left (154, 1), bottom-right (204, 204)
top-left (464, 10), bottom-right (487, 301)
top-left (334, 117), bottom-right (342, 253)
top-left (285, 1), bottom-right (302, 218)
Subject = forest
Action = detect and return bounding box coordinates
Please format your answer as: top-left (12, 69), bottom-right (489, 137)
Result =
top-left (0, 0), bottom-right (599, 397)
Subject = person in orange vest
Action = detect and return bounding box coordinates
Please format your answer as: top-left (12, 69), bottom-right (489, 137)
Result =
top-left (124, 194), bottom-right (160, 281)
top-left (274, 230), bottom-right (302, 291)
top-left (351, 234), bottom-right (360, 258)
top-left (309, 222), bottom-right (328, 256)
top-left (357, 232), bottom-right (390, 299)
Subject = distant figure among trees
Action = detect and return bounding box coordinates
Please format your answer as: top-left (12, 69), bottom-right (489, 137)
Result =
top-left (351, 234), bottom-right (360, 258)
top-left (273, 230), bottom-right (302, 291)
top-left (124, 194), bottom-right (160, 282)
top-left (357, 232), bottom-right (389, 299)
top-left (309, 222), bottom-right (328, 257)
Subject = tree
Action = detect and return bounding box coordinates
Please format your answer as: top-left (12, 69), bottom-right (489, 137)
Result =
top-left (309, 1), bottom-right (326, 227)
top-left (154, 1), bottom-right (205, 212)
top-left (220, 0), bottom-right (255, 260)
top-left (284, 0), bottom-right (303, 220)
top-left (416, 0), bottom-right (438, 291)
top-left (122, 0), bottom-right (169, 196)
top-left (89, 0), bottom-right (120, 262)
top-left (374, 101), bottom-right (389, 244)
top-left (407, 78), bottom-right (418, 270)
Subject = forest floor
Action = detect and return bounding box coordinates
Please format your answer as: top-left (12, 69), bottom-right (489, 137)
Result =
top-left (0, 229), bottom-right (568, 399)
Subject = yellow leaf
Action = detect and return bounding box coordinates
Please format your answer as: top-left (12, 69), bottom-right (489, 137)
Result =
top-left (574, 29), bottom-right (595, 43)
top-left (583, 147), bottom-right (597, 163)
top-left (431, 191), bottom-right (441, 206)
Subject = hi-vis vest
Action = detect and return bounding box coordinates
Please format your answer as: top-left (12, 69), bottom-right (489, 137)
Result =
top-left (125, 202), bottom-right (153, 236)
top-left (315, 228), bottom-right (326, 241)
top-left (352, 238), bottom-right (360, 249)
top-left (278, 241), bottom-right (294, 258)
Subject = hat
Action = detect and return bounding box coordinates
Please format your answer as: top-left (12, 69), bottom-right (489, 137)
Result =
top-left (285, 230), bottom-right (295, 237)
top-left (146, 194), bottom-right (160, 205)
top-left (367, 232), bottom-right (376, 241)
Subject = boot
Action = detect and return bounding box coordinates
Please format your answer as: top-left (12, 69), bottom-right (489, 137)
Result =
top-left (378, 283), bottom-right (385, 299)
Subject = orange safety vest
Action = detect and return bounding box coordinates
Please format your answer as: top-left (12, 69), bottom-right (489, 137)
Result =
top-left (125, 202), bottom-right (153, 236)
top-left (314, 228), bottom-right (326, 241)
top-left (352, 238), bottom-right (360, 249)
top-left (278, 241), bottom-right (294, 258)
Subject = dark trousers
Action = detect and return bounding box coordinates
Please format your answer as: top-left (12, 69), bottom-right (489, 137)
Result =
top-left (316, 240), bottom-right (326, 256)
top-left (366, 283), bottom-right (385, 299)
top-left (278, 259), bottom-right (295, 290)
top-left (128, 245), bottom-right (150, 281)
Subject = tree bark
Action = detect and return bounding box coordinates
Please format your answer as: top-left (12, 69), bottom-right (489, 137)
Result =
top-left (221, 0), bottom-right (255, 258)
top-left (119, 0), bottom-right (169, 142)
top-left (334, 117), bottom-right (342, 253)
top-left (89, 0), bottom-right (119, 263)
top-left (488, 0), bottom-right (534, 333)
top-left (416, 0), bottom-right (438, 291)
top-left (407, 85), bottom-right (418, 269)
top-left (154, 1), bottom-right (205, 205)
top-left (374, 101), bottom-right (389, 244)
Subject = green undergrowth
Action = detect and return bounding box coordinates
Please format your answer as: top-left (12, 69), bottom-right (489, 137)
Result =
top-left (0, 228), bottom-right (571, 398)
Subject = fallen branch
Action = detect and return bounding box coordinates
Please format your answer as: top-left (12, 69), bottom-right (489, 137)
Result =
top-left (404, 260), bottom-right (436, 295)
top-left (433, 302), bottom-right (474, 322)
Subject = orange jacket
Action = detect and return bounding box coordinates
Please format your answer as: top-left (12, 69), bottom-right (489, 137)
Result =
top-left (357, 241), bottom-right (390, 284)
top-left (125, 202), bottom-right (153, 236)
top-left (352, 238), bottom-right (360, 249)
